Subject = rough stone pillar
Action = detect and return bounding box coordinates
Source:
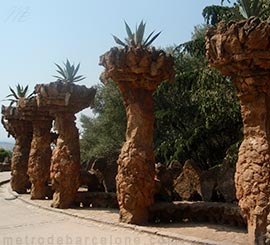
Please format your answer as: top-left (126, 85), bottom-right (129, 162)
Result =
top-left (50, 113), bottom-right (80, 208)
top-left (116, 83), bottom-right (156, 224)
top-left (234, 76), bottom-right (270, 245)
top-left (99, 46), bottom-right (174, 224)
top-left (205, 17), bottom-right (270, 244)
top-left (28, 119), bottom-right (52, 199)
top-left (10, 121), bottom-right (32, 193)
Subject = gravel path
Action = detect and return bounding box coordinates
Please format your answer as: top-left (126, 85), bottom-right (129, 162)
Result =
top-left (0, 172), bottom-right (248, 245)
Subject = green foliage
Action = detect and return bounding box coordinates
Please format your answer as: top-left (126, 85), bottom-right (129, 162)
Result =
top-left (154, 26), bottom-right (242, 169)
top-left (112, 20), bottom-right (161, 48)
top-left (202, 5), bottom-right (237, 25)
top-left (204, 0), bottom-right (270, 25)
top-left (6, 84), bottom-right (34, 106)
top-left (80, 26), bottom-right (242, 169)
top-left (236, 0), bottom-right (270, 18)
top-left (0, 148), bottom-right (12, 162)
top-left (80, 81), bottom-right (126, 161)
top-left (53, 59), bottom-right (85, 83)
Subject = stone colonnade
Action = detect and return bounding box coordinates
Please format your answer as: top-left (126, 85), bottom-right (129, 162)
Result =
top-left (1, 81), bottom-right (96, 209)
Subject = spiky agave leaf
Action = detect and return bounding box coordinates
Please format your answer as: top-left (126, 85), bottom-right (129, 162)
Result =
top-left (135, 20), bottom-right (146, 46)
top-left (142, 30), bottom-right (155, 46)
top-left (112, 20), bottom-right (161, 48)
top-left (53, 59), bottom-right (86, 83)
top-left (124, 21), bottom-right (133, 39)
top-left (233, 0), bottom-right (270, 19)
top-left (22, 85), bottom-right (29, 97)
top-left (74, 63), bottom-right (81, 77)
top-left (112, 35), bottom-right (127, 47)
top-left (143, 31), bottom-right (162, 47)
top-left (6, 86), bottom-right (19, 99)
top-left (5, 84), bottom-right (34, 106)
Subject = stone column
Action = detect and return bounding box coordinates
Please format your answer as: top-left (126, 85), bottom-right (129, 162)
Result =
top-left (116, 83), bottom-right (156, 224)
top-left (205, 17), bottom-right (270, 244)
top-left (10, 121), bottom-right (32, 193)
top-left (234, 76), bottom-right (270, 245)
top-left (50, 113), bottom-right (80, 208)
top-left (28, 119), bottom-right (52, 199)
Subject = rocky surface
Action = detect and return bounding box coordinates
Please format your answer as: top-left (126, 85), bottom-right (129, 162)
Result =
top-left (34, 81), bottom-right (96, 208)
top-left (1, 106), bottom-right (33, 194)
top-left (174, 159), bottom-right (236, 203)
top-left (0, 162), bottom-right (11, 172)
top-left (206, 17), bottom-right (270, 244)
top-left (149, 201), bottom-right (246, 228)
top-left (100, 47), bottom-right (174, 224)
top-left (35, 81), bottom-right (96, 113)
top-left (10, 126), bottom-right (32, 194)
top-left (174, 159), bottom-right (202, 201)
top-left (9, 98), bottom-right (54, 200)
top-left (80, 169), bottom-right (102, 192)
top-left (28, 119), bottom-right (52, 199)
top-left (50, 113), bottom-right (80, 208)
top-left (75, 191), bottom-right (118, 208)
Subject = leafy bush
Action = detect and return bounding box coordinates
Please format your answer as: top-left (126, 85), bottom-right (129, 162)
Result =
top-left (0, 148), bottom-right (12, 162)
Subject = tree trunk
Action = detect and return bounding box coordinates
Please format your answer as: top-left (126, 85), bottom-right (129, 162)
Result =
top-left (50, 113), bottom-right (80, 208)
top-left (234, 76), bottom-right (270, 245)
top-left (28, 119), bottom-right (52, 199)
top-left (10, 121), bottom-right (32, 194)
top-left (116, 83), bottom-right (156, 224)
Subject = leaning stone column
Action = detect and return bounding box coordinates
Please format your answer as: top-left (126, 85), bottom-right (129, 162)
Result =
top-left (100, 47), bottom-right (174, 224)
top-left (1, 106), bottom-right (32, 194)
top-left (50, 113), bottom-right (80, 208)
top-left (10, 121), bottom-right (32, 193)
top-left (35, 81), bottom-right (96, 208)
top-left (206, 17), bottom-right (270, 244)
top-left (28, 119), bottom-right (52, 199)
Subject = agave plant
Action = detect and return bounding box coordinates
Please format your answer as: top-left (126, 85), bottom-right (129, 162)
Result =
top-left (5, 84), bottom-right (35, 106)
top-left (237, 0), bottom-right (270, 18)
top-left (221, 0), bottom-right (270, 19)
top-left (53, 59), bottom-right (85, 83)
top-left (112, 20), bottom-right (161, 48)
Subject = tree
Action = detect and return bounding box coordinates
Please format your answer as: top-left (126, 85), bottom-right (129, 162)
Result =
top-left (154, 25), bottom-right (242, 169)
top-left (203, 0), bottom-right (270, 25)
top-left (0, 148), bottom-right (12, 162)
top-left (80, 81), bottom-right (126, 162)
top-left (234, 0), bottom-right (270, 19)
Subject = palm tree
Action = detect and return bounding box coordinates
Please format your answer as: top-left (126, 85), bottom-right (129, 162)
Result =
top-left (99, 21), bottom-right (174, 224)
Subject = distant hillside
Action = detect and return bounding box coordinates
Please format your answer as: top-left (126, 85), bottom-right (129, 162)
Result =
top-left (0, 142), bottom-right (14, 151)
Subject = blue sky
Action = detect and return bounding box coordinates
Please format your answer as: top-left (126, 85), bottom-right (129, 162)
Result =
top-left (0, 0), bottom-right (223, 142)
